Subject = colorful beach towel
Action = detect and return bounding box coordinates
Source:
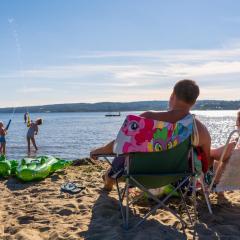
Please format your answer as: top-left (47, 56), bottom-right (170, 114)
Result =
top-left (113, 114), bottom-right (193, 155)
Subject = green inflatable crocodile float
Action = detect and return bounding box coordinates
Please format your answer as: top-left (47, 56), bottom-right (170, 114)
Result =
top-left (0, 155), bottom-right (71, 181)
top-left (0, 155), bottom-right (18, 177)
top-left (16, 156), bottom-right (72, 181)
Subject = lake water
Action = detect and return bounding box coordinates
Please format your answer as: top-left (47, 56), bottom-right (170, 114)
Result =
top-left (0, 110), bottom-right (238, 160)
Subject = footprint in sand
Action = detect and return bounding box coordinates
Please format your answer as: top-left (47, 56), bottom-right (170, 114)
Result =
top-left (59, 208), bottom-right (74, 216)
top-left (64, 203), bottom-right (78, 209)
top-left (39, 226), bottom-right (51, 232)
top-left (17, 215), bottom-right (35, 224)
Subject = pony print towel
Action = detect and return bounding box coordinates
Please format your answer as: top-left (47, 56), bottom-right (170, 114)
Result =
top-left (113, 114), bottom-right (193, 155)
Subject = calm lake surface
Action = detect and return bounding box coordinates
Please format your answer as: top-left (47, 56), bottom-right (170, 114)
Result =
top-left (0, 110), bottom-right (238, 160)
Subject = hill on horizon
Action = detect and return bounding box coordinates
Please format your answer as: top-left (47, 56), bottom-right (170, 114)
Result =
top-left (0, 100), bottom-right (239, 113)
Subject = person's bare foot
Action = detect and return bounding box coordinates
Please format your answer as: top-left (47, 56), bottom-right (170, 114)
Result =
top-left (216, 192), bottom-right (230, 205)
top-left (90, 149), bottom-right (100, 160)
top-left (102, 174), bottom-right (113, 191)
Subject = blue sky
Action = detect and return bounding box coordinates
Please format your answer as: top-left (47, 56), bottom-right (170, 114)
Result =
top-left (0, 0), bottom-right (240, 107)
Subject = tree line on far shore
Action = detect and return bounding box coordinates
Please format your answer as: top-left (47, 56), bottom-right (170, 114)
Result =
top-left (0, 100), bottom-right (239, 113)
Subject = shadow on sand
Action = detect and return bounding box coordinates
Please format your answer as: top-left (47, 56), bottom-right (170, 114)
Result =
top-left (192, 193), bottom-right (240, 240)
top-left (3, 170), bottom-right (66, 191)
top-left (4, 177), bottom-right (41, 191)
top-left (79, 189), bottom-right (187, 240)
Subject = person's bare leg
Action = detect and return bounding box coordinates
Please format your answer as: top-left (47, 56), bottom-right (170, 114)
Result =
top-left (213, 160), bottom-right (227, 184)
top-left (2, 142), bottom-right (6, 155)
top-left (212, 142), bottom-right (234, 192)
top-left (210, 141), bottom-right (236, 162)
top-left (102, 168), bottom-right (115, 191)
top-left (27, 137), bottom-right (31, 153)
top-left (31, 137), bottom-right (38, 151)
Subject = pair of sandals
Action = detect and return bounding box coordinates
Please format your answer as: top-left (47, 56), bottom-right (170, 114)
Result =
top-left (61, 182), bottom-right (85, 194)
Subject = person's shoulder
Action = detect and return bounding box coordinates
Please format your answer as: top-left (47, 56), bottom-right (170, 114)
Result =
top-left (195, 118), bottom-right (206, 128)
top-left (140, 110), bottom-right (185, 123)
top-left (194, 118), bottom-right (210, 139)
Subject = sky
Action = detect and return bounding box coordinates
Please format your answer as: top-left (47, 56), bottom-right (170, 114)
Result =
top-left (0, 0), bottom-right (240, 107)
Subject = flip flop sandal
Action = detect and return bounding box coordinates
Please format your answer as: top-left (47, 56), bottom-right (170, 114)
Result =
top-left (61, 182), bottom-right (85, 194)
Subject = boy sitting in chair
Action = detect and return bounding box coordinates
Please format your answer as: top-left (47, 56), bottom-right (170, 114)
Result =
top-left (90, 79), bottom-right (234, 191)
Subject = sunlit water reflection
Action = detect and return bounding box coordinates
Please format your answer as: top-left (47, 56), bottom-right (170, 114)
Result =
top-left (0, 110), bottom-right (237, 160)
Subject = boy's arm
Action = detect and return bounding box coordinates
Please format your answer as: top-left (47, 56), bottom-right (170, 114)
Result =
top-left (140, 110), bottom-right (188, 123)
top-left (195, 119), bottom-right (211, 166)
top-left (2, 128), bottom-right (7, 135)
top-left (90, 140), bottom-right (114, 160)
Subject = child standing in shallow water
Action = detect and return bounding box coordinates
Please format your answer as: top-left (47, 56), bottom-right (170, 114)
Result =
top-left (27, 118), bottom-right (42, 153)
top-left (0, 121), bottom-right (7, 155)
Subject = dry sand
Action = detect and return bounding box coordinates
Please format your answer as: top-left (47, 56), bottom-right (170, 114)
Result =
top-left (1, 159), bottom-right (240, 240)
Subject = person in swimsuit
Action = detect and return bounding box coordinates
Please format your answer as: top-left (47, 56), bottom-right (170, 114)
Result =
top-left (24, 112), bottom-right (28, 124)
top-left (27, 118), bottom-right (42, 153)
top-left (0, 121), bottom-right (7, 155)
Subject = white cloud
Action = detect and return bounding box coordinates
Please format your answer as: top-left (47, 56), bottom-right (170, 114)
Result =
top-left (70, 48), bottom-right (240, 62)
top-left (221, 38), bottom-right (240, 49)
top-left (200, 87), bottom-right (240, 100)
top-left (15, 46), bottom-right (240, 84)
top-left (1, 44), bottom-right (240, 105)
top-left (17, 87), bottom-right (53, 93)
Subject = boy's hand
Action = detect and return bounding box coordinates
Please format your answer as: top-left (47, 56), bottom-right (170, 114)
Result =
top-left (90, 149), bottom-right (99, 160)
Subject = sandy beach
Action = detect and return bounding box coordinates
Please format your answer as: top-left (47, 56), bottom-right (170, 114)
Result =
top-left (1, 159), bottom-right (240, 240)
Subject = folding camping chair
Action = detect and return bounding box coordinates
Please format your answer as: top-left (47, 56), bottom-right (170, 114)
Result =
top-left (94, 114), bottom-right (202, 230)
top-left (204, 129), bottom-right (240, 214)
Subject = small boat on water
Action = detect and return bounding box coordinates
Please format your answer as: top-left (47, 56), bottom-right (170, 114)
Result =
top-left (105, 112), bottom-right (121, 117)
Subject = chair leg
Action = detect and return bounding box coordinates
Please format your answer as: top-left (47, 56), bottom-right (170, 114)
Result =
top-left (129, 192), bottom-right (144, 206)
top-left (125, 177), bottom-right (129, 230)
top-left (179, 188), bottom-right (193, 225)
top-left (121, 184), bottom-right (127, 201)
top-left (199, 178), bottom-right (213, 214)
top-left (192, 176), bottom-right (198, 224)
top-left (116, 179), bottom-right (126, 226)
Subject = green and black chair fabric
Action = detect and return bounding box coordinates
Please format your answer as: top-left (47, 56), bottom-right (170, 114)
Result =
top-left (117, 137), bottom-right (197, 230)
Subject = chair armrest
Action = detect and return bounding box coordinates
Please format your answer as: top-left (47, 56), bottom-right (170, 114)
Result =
top-left (91, 153), bottom-right (117, 158)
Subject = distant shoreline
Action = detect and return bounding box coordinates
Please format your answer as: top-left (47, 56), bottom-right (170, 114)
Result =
top-left (0, 100), bottom-right (239, 113)
top-left (0, 110), bottom-right (238, 115)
